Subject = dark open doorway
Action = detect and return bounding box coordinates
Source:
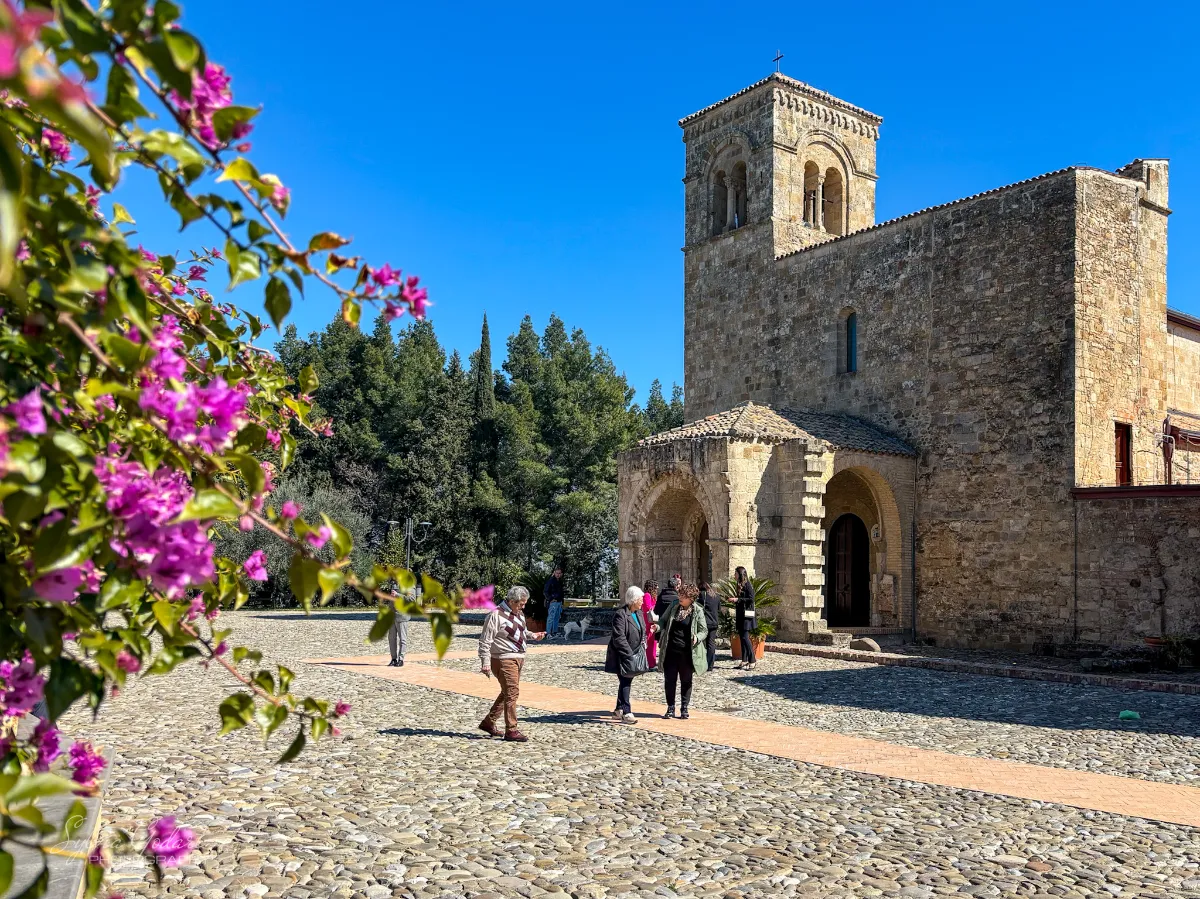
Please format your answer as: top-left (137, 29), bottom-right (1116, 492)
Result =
top-left (826, 513), bottom-right (870, 627)
top-left (696, 520), bottom-right (711, 586)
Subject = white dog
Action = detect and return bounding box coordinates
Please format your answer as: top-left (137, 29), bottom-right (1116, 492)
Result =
top-left (561, 616), bottom-right (592, 641)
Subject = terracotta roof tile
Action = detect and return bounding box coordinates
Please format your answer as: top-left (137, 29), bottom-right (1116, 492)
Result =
top-left (637, 402), bottom-right (915, 457)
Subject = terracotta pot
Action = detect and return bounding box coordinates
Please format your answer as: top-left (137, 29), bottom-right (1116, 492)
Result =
top-left (731, 635), bottom-right (767, 661)
top-left (1144, 636), bottom-right (1166, 648)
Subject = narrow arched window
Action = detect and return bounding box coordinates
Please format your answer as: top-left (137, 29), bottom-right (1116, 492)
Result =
top-left (824, 167), bottom-right (845, 235)
top-left (711, 171), bottom-right (728, 236)
top-left (845, 311), bottom-right (858, 373)
top-left (732, 162), bottom-right (748, 228)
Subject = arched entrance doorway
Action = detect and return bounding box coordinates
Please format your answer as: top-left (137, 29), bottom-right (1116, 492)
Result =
top-left (640, 486), bottom-right (709, 588)
top-left (826, 513), bottom-right (870, 626)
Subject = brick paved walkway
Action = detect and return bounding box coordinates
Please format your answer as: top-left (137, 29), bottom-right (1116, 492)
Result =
top-left (310, 649), bottom-right (1200, 829)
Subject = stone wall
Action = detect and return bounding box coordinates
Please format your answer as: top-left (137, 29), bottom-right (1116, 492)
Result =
top-left (685, 169), bottom-right (1081, 648)
top-left (1074, 488), bottom-right (1200, 643)
top-left (1073, 165), bottom-right (1171, 487)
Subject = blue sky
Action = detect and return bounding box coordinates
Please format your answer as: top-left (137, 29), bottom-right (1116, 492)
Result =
top-left (121, 0), bottom-right (1200, 405)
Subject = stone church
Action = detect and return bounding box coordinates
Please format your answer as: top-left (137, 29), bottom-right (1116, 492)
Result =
top-left (617, 72), bottom-right (1200, 650)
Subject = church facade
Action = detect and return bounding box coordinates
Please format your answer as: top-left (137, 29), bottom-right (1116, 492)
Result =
top-left (617, 73), bottom-right (1200, 650)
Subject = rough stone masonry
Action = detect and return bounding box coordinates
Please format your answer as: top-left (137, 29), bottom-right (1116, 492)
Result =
top-left (617, 72), bottom-right (1200, 650)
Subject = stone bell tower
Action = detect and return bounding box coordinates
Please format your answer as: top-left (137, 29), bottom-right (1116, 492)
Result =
top-left (680, 73), bottom-right (882, 420)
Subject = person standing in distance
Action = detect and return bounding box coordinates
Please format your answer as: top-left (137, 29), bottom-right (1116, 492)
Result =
top-left (544, 565), bottom-right (565, 638)
top-left (699, 581), bottom-right (721, 671)
top-left (655, 574), bottom-right (681, 619)
top-left (734, 566), bottom-right (757, 671)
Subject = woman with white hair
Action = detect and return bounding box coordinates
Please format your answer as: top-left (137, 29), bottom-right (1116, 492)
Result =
top-left (604, 585), bottom-right (648, 724)
top-left (478, 585), bottom-right (546, 742)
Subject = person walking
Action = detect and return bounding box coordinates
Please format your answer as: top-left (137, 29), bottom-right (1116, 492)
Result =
top-left (641, 590), bottom-right (659, 669)
top-left (605, 586), bottom-right (648, 724)
top-left (655, 584), bottom-right (708, 718)
top-left (699, 581), bottom-right (721, 671)
top-left (478, 586), bottom-right (546, 742)
top-left (654, 574), bottom-right (680, 618)
top-left (733, 566), bottom-right (757, 671)
top-left (544, 565), bottom-right (565, 638)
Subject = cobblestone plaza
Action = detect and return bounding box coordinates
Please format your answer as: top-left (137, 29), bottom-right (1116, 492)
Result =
top-left (67, 611), bottom-right (1200, 898)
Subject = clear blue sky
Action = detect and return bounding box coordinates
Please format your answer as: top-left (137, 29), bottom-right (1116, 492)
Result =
top-left (122, 0), bottom-right (1200, 405)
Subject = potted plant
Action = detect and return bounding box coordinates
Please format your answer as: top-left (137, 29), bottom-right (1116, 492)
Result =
top-left (715, 575), bottom-right (782, 661)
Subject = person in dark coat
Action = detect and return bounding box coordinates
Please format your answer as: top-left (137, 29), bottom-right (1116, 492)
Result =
top-left (605, 586), bottom-right (647, 724)
top-left (654, 574), bottom-right (681, 618)
top-left (544, 566), bottom-right (565, 637)
top-left (699, 582), bottom-right (721, 671)
top-left (733, 566), bottom-right (757, 670)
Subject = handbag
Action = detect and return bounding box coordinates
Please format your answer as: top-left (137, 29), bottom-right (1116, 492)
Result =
top-left (619, 616), bottom-right (651, 678)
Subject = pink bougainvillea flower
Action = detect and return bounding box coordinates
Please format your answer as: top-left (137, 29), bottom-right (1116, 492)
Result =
top-left (7, 2), bottom-right (54, 43)
top-left (461, 585), bottom-right (497, 611)
top-left (265, 429), bottom-right (281, 450)
top-left (403, 278), bottom-right (430, 319)
top-left (115, 650), bottom-right (141, 673)
top-left (41, 128), bottom-right (71, 163)
top-left (279, 501), bottom-right (300, 520)
top-left (212, 641), bottom-right (227, 657)
top-left (145, 817), bottom-right (196, 868)
top-left (384, 301), bottom-right (405, 321)
top-left (333, 701), bottom-right (351, 717)
top-left (371, 263), bottom-right (401, 288)
top-left (32, 566), bottom-right (84, 603)
top-left (85, 184), bottom-right (101, 208)
top-left (6, 387), bottom-right (46, 435)
top-left (31, 718), bottom-right (62, 773)
top-left (0, 33), bottom-right (18, 78)
top-left (15, 238), bottom-right (30, 261)
top-left (1, 651), bottom-right (44, 717)
top-left (243, 550), bottom-right (268, 582)
top-left (68, 740), bottom-right (106, 785)
top-left (187, 265), bottom-right (207, 282)
top-left (303, 525), bottom-right (332, 550)
top-left (185, 595), bottom-right (206, 622)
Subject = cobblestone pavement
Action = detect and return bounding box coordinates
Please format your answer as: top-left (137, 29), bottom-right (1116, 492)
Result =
top-left (439, 643), bottom-right (1200, 786)
top-left (63, 611), bottom-right (1200, 898)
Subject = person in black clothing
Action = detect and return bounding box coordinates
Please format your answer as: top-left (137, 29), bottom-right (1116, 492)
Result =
top-left (734, 565), bottom-right (757, 671)
top-left (654, 574), bottom-right (680, 618)
top-left (699, 581), bottom-right (721, 671)
top-left (654, 584), bottom-right (707, 719)
top-left (604, 586), bottom-right (647, 724)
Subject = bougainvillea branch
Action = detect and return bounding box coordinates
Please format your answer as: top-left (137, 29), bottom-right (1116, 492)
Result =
top-left (0, 2), bottom-right (468, 896)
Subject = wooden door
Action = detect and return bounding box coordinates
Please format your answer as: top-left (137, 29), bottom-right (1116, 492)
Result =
top-left (828, 515), bottom-right (871, 627)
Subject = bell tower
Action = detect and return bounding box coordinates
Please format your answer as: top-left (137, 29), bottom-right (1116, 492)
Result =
top-left (680, 73), bottom-right (882, 258)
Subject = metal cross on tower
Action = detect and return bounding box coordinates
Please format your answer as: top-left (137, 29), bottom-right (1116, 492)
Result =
top-left (773, 50), bottom-right (784, 73)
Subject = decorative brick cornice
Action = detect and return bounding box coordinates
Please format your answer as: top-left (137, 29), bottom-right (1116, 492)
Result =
top-left (680, 72), bottom-right (882, 129)
top-left (1071, 484), bottom-right (1200, 499)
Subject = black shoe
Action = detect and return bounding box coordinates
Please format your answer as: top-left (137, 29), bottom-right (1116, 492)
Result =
top-left (664, 707), bottom-right (676, 719)
top-left (396, 659), bottom-right (404, 667)
top-left (681, 708), bottom-right (690, 720)
top-left (387, 659), bottom-right (399, 667)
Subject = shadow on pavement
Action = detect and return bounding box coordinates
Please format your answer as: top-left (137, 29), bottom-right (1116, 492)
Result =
top-left (730, 667), bottom-right (1200, 737)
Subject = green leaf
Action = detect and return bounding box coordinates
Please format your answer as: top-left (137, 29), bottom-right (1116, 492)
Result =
top-left (431, 613), bottom-right (453, 659)
top-left (32, 518), bottom-right (72, 571)
top-left (229, 452), bottom-right (266, 496)
top-left (51, 431), bottom-right (88, 457)
top-left (225, 240), bottom-right (262, 291)
top-left (45, 658), bottom-right (103, 720)
top-left (176, 488), bottom-right (241, 522)
top-left (218, 693), bottom-right (255, 736)
top-left (277, 728), bottom-right (306, 764)
top-left (11, 860), bottom-right (47, 899)
top-left (298, 365), bottom-right (319, 396)
top-left (217, 158), bottom-right (260, 184)
top-left (265, 276), bottom-right (291, 330)
top-left (277, 665), bottom-right (294, 694)
top-left (288, 554), bottom-right (321, 608)
top-left (368, 604), bottom-right (395, 643)
top-left (0, 851), bottom-right (12, 896)
top-left (279, 433), bottom-right (296, 470)
top-left (0, 122), bottom-right (25, 290)
top-left (111, 201), bottom-right (136, 224)
top-left (164, 29), bottom-right (202, 71)
top-left (322, 514), bottom-right (352, 559)
top-left (317, 568), bottom-right (345, 603)
top-left (5, 773), bottom-right (76, 806)
top-left (152, 599), bottom-right (183, 635)
top-left (212, 106), bottom-right (260, 144)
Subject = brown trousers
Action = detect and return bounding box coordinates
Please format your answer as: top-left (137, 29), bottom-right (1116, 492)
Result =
top-left (486, 657), bottom-right (524, 732)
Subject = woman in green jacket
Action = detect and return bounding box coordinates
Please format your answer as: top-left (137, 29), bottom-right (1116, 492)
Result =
top-left (654, 583), bottom-right (708, 719)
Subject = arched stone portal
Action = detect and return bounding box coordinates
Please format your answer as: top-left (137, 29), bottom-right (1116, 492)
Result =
top-left (639, 486), bottom-right (709, 588)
